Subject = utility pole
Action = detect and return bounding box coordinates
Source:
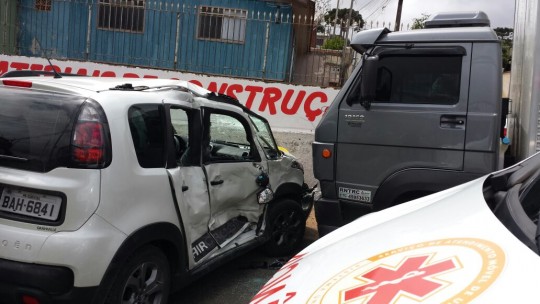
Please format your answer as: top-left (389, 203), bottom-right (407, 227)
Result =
top-left (333, 0), bottom-right (340, 35)
top-left (394, 0), bottom-right (403, 31)
top-left (339, 0), bottom-right (354, 86)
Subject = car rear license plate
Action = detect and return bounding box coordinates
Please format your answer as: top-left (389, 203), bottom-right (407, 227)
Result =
top-left (0, 187), bottom-right (61, 221)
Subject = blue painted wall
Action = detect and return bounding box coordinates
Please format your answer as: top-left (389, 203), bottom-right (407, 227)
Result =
top-left (17, 0), bottom-right (294, 81)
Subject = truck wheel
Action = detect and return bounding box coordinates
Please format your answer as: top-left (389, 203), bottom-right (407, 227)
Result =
top-left (263, 199), bottom-right (306, 257)
top-left (106, 245), bottom-right (170, 304)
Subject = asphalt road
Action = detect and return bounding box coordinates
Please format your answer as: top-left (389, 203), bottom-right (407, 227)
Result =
top-left (170, 224), bottom-right (318, 304)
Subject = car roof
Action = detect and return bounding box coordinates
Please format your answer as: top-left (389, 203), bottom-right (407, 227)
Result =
top-left (0, 76), bottom-right (210, 96)
top-left (0, 75), bottom-right (270, 123)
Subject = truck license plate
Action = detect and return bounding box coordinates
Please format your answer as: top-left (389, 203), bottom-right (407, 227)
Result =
top-left (0, 187), bottom-right (61, 221)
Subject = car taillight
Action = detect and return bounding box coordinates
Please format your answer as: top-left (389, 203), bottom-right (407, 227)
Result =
top-left (71, 103), bottom-right (110, 168)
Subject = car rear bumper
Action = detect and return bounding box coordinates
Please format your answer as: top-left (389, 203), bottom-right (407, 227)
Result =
top-left (0, 258), bottom-right (96, 304)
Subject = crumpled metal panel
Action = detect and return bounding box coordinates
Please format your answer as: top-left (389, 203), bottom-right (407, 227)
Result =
top-left (168, 166), bottom-right (210, 247)
top-left (268, 153), bottom-right (304, 191)
top-left (205, 162), bottom-right (264, 231)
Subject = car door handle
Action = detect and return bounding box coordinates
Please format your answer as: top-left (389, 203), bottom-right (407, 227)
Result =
top-left (440, 115), bottom-right (466, 129)
top-left (210, 180), bottom-right (224, 186)
top-left (182, 186), bottom-right (189, 192)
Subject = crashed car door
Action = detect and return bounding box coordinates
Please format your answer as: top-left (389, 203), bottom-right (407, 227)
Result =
top-left (202, 109), bottom-right (266, 247)
top-left (165, 105), bottom-right (214, 266)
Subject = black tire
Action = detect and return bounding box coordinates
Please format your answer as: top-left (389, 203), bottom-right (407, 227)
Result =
top-left (106, 245), bottom-right (170, 304)
top-left (262, 199), bottom-right (306, 257)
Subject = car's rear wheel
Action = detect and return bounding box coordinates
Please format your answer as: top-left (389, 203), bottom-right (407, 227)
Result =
top-left (106, 245), bottom-right (170, 304)
top-left (263, 199), bottom-right (306, 257)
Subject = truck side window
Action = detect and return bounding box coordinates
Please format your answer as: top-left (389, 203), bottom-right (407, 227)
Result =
top-left (374, 56), bottom-right (462, 105)
top-left (204, 113), bottom-right (256, 163)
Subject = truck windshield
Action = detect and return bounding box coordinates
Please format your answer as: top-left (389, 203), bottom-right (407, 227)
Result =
top-left (248, 115), bottom-right (279, 159)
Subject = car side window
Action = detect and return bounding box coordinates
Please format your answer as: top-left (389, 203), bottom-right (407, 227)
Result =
top-left (170, 107), bottom-right (194, 166)
top-left (374, 56), bottom-right (462, 105)
top-left (128, 104), bottom-right (165, 168)
top-left (204, 113), bottom-right (256, 163)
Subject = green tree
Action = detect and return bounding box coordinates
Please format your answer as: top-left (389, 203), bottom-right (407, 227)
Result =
top-left (323, 8), bottom-right (365, 29)
top-left (494, 27), bottom-right (513, 71)
top-left (322, 36), bottom-right (345, 50)
top-left (315, 0), bottom-right (331, 33)
top-left (411, 13), bottom-right (430, 30)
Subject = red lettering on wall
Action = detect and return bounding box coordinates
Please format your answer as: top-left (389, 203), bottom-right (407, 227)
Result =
top-left (207, 82), bottom-right (218, 93)
top-left (10, 62), bottom-right (29, 71)
top-left (260, 87), bottom-right (282, 114)
top-left (189, 80), bottom-right (203, 87)
top-left (244, 85), bottom-right (264, 109)
top-left (0, 58), bottom-right (334, 128)
top-left (101, 71), bottom-right (116, 77)
top-left (206, 82), bottom-right (229, 94)
top-left (226, 84), bottom-right (243, 99)
top-left (44, 65), bottom-right (61, 73)
top-left (30, 64), bottom-right (44, 71)
top-left (218, 83), bottom-right (229, 94)
top-left (0, 61), bottom-right (8, 75)
top-left (304, 92), bottom-right (328, 121)
top-left (123, 73), bottom-right (140, 78)
top-left (281, 90), bottom-right (306, 115)
top-left (76, 68), bottom-right (88, 76)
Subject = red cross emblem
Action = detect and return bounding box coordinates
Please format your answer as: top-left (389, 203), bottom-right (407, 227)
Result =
top-left (342, 254), bottom-right (459, 303)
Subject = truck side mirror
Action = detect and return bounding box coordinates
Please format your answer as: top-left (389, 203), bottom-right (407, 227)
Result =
top-left (359, 55), bottom-right (379, 110)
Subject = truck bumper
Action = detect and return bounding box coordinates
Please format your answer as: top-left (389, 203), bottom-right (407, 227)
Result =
top-left (314, 197), bottom-right (373, 236)
top-left (0, 258), bottom-right (96, 304)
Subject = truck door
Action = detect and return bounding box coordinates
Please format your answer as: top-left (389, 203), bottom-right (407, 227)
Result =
top-left (337, 44), bottom-right (472, 207)
top-left (201, 109), bottom-right (265, 247)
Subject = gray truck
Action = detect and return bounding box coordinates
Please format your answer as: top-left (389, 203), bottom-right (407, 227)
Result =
top-left (313, 11), bottom-right (510, 236)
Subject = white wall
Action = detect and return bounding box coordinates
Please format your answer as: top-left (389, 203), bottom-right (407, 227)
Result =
top-left (0, 55), bottom-right (340, 133)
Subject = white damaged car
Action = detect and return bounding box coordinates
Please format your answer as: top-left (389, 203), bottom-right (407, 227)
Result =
top-left (251, 153), bottom-right (540, 304)
top-left (0, 73), bottom-right (313, 304)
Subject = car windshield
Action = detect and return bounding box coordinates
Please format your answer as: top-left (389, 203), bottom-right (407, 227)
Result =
top-left (248, 115), bottom-right (280, 159)
top-left (483, 153), bottom-right (540, 254)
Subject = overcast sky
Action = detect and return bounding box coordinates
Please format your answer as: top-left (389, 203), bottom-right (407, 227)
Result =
top-left (331, 0), bottom-right (516, 28)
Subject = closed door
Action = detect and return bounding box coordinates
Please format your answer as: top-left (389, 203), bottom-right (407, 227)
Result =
top-left (337, 44), bottom-right (472, 203)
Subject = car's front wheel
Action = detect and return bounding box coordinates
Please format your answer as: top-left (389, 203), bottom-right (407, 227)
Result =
top-left (262, 199), bottom-right (306, 257)
top-left (106, 245), bottom-right (170, 304)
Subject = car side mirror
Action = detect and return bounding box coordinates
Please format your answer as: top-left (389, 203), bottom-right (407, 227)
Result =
top-left (359, 55), bottom-right (379, 110)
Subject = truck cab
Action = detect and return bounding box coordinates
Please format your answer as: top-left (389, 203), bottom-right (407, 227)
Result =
top-left (313, 11), bottom-right (506, 236)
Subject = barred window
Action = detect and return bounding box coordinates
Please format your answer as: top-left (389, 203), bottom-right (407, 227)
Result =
top-left (198, 6), bottom-right (247, 43)
top-left (98, 0), bottom-right (145, 33)
top-left (35, 0), bottom-right (52, 11)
